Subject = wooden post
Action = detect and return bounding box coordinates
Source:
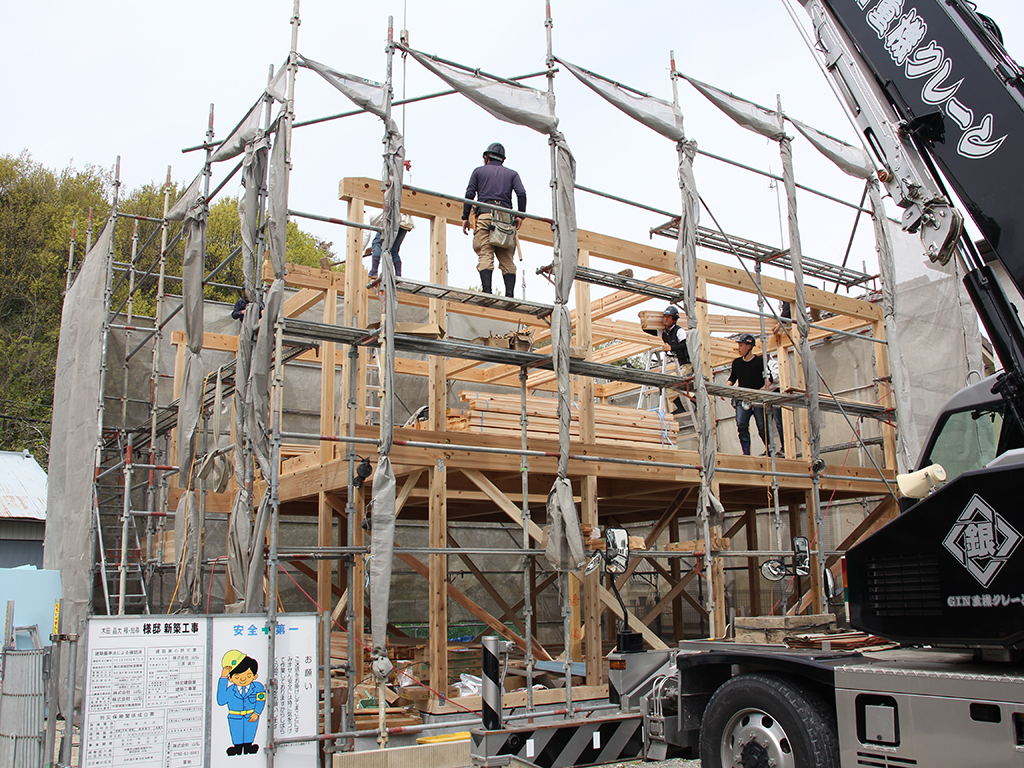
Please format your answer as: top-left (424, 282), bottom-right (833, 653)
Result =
top-left (790, 327), bottom-right (812, 461)
top-left (428, 213), bottom-right (450, 704)
top-left (696, 276), bottom-right (727, 637)
top-left (340, 197), bottom-right (367, 427)
top-left (669, 514), bottom-right (684, 640)
top-left (777, 336), bottom-right (797, 459)
top-left (428, 460), bottom-right (448, 704)
top-left (318, 281), bottom-right (337, 651)
top-left (873, 319), bottom-right (898, 470)
top-left (745, 508), bottom-right (760, 616)
top-left (805, 490), bottom-right (824, 614)
top-left (575, 250), bottom-right (601, 682)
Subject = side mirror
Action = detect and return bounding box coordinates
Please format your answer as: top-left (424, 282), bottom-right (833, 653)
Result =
top-left (605, 527), bottom-right (630, 574)
top-left (823, 567), bottom-right (844, 603)
top-left (760, 559), bottom-right (787, 582)
top-left (794, 536), bottom-right (811, 578)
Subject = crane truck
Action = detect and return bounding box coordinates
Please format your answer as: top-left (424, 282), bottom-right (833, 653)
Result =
top-left (605, 1), bottom-right (1024, 766)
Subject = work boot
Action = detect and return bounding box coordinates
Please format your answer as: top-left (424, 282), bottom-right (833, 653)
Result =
top-left (671, 397), bottom-right (685, 415)
top-left (503, 273), bottom-right (516, 298)
top-left (479, 269), bottom-right (493, 294)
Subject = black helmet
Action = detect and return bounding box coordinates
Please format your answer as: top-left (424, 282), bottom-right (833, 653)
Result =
top-left (663, 305), bottom-right (679, 318)
top-left (483, 142), bottom-right (506, 162)
top-left (738, 333), bottom-right (757, 346)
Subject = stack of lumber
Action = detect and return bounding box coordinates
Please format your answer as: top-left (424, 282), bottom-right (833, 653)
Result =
top-left (352, 706), bottom-right (423, 730)
top-left (784, 631), bottom-right (898, 652)
top-left (449, 392), bottom-right (679, 447)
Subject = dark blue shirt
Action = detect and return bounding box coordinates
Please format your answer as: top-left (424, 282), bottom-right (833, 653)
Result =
top-left (462, 162), bottom-right (527, 219)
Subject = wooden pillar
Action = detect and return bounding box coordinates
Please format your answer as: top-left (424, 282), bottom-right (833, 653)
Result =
top-left (805, 490), bottom-right (824, 614)
top-left (575, 250), bottom-right (600, 683)
top-left (340, 197), bottom-right (368, 427)
top-left (318, 282), bottom-right (337, 644)
top-left (669, 514), bottom-right (684, 640)
top-left (745, 508), bottom-right (760, 616)
top-left (776, 336), bottom-right (798, 460)
top-left (790, 327), bottom-right (812, 461)
top-left (428, 214), bottom-right (449, 703)
top-left (873, 320), bottom-right (898, 470)
top-left (696, 276), bottom-right (727, 637)
top-left (428, 461), bottom-right (448, 704)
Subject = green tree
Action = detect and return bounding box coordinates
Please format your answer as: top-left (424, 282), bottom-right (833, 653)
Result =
top-left (0, 152), bottom-right (110, 464)
top-left (0, 153), bottom-right (335, 467)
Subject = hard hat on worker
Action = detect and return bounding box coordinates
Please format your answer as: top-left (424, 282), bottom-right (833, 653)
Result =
top-left (483, 142), bottom-right (506, 162)
top-left (663, 305), bottom-right (680, 318)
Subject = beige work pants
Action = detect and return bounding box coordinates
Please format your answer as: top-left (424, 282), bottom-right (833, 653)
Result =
top-left (473, 212), bottom-right (517, 274)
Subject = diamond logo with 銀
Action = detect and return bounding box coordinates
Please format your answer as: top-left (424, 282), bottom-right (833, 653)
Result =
top-left (943, 494), bottom-right (1022, 588)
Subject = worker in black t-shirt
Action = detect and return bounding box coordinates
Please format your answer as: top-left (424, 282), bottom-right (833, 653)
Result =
top-left (727, 333), bottom-right (784, 456)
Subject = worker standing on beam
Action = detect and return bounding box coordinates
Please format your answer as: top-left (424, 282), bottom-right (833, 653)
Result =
top-left (644, 305), bottom-right (692, 414)
top-left (461, 142), bottom-right (527, 297)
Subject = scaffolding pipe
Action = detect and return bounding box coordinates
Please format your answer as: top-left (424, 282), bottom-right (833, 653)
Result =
top-left (288, 209), bottom-right (382, 232)
top-left (292, 70), bottom-right (550, 129)
top-left (65, 220), bottom-right (77, 293)
top-left (92, 155), bottom-right (122, 616)
top-left (693, 145), bottom-right (874, 215)
top-left (343, 342), bottom-right (359, 738)
top-left (402, 183), bottom-right (552, 224)
top-left (696, 296), bottom-right (886, 346)
top-left (107, 216), bottom-right (169, 311)
top-left (117, 435), bottom-right (133, 614)
top-left (520, 367), bottom-right (534, 711)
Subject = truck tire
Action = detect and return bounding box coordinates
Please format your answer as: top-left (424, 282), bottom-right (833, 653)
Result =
top-left (699, 672), bottom-right (839, 768)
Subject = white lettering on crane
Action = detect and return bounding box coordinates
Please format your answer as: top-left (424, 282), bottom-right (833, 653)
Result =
top-left (859, 0), bottom-right (1007, 158)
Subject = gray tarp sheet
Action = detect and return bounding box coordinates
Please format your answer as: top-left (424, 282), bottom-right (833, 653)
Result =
top-left (227, 302), bottom-right (259, 610)
top-left (45, 219), bottom-right (113, 713)
top-left (243, 113), bottom-right (289, 612)
top-left (791, 119), bottom-right (928, 474)
top-left (406, 48), bottom-right (583, 572)
top-left (210, 100), bottom-right (263, 164)
top-left (302, 53), bottom-right (408, 676)
top-left (682, 75), bottom-right (785, 141)
top-left (779, 137), bottom-right (823, 467)
top-left (562, 61), bottom-right (723, 622)
top-left (406, 49), bottom-right (558, 135)
top-left (685, 75), bottom-right (824, 469)
top-left (239, 138), bottom-right (269, 301)
top-left (168, 175), bottom-right (207, 607)
top-left (790, 118), bottom-right (874, 180)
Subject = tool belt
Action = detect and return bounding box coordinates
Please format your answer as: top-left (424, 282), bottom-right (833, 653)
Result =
top-left (484, 205), bottom-right (516, 249)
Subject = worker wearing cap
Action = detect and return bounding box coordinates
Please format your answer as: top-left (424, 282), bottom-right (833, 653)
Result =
top-left (644, 305), bottom-right (692, 414)
top-left (462, 142), bottom-right (527, 298)
top-left (217, 650), bottom-right (266, 756)
top-left (727, 334), bottom-right (784, 456)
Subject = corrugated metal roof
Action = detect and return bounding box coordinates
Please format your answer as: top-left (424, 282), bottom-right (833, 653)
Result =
top-left (0, 451), bottom-right (46, 521)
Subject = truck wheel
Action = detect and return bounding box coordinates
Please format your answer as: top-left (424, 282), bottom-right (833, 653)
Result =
top-left (699, 672), bottom-right (838, 768)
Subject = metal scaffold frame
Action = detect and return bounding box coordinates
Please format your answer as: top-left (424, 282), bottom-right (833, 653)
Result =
top-left (53, 3), bottom-right (924, 762)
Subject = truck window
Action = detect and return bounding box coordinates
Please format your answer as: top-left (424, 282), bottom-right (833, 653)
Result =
top-left (922, 408), bottom-right (1002, 480)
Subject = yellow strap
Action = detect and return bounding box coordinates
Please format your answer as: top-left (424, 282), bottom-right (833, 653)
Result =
top-left (229, 709), bottom-right (255, 715)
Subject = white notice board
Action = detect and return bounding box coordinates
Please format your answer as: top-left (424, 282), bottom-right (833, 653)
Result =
top-left (81, 614), bottom-right (317, 768)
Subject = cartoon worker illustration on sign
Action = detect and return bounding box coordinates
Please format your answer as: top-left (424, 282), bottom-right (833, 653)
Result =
top-left (217, 650), bottom-right (266, 756)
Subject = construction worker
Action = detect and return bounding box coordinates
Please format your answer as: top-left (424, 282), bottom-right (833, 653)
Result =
top-left (644, 305), bottom-right (692, 414)
top-left (727, 333), bottom-right (784, 456)
top-left (462, 142), bottom-right (527, 297)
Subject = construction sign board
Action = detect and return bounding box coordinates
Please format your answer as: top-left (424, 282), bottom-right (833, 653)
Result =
top-left (81, 614), bottom-right (317, 767)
